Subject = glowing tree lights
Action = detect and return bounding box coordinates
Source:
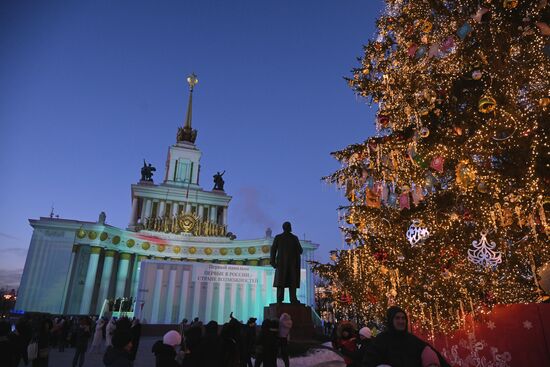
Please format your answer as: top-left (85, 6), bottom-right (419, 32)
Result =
top-left (313, 0), bottom-right (550, 331)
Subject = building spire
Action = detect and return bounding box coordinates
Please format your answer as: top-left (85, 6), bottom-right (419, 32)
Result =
top-left (177, 73), bottom-right (199, 144)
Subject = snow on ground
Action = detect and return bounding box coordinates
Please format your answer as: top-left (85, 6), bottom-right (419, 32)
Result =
top-left (255, 343), bottom-right (345, 367)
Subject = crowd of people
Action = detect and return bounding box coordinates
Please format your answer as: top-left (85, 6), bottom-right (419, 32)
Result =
top-left (147, 312), bottom-right (293, 367)
top-left (0, 306), bottom-right (449, 367)
top-left (0, 314), bottom-right (141, 367)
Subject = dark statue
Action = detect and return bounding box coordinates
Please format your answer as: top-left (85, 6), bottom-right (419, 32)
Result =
top-left (213, 170), bottom-right (225, 191)
top-left (270, 221), bottom-right (303, 304)
top-left (140, 159), bottom-right (156, 182)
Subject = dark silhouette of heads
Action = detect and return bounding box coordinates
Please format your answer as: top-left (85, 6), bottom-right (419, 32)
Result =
top-left (282, 222), bottom-right (292, 232)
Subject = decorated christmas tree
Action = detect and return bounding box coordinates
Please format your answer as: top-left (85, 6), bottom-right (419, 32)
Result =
top-left (314, 0), bottom-right (550, 331)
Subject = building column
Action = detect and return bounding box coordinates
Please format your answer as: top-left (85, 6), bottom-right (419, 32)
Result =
top-left (144, 199), bottom-right (153, 219)
top-left (150, 267), bottom-right (164, 324)
top-left (172, 203), bottom-right (179, 217)
top-left (96, 250), bottom-right (116, 313)
top-left (178, 271), bottom-right (190, 322)
top-left (198, 205), bottom-right (204, 220)
top-left (79, 246), bottom-right (102, 315)
top-left (60, 244), bottom-right (78, 313)
top-left (115, 253), bottom-right (131, 297)
top-left (131, 255), bottom-right (148, 300)
top-left (159, 201), bottom-right (166, 217)
top-left (210, 206), bottom-right (218, 224)
top-left (164, 269), bottom-right (177, 323)
top-left (221, 207), bottom-right (228, 226)
top-left (129, 197), bottom-right (139, 226)
top-left (185, 203), bottom-right (192, 214)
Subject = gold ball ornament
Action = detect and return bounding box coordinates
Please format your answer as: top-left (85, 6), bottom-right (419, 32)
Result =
top-left (477, 182), bottom-right (489, 193)
top-left (76, 229), bottom-right (86, 239)
top-left (173, 246), bottom-right (181, 254)
top-left (234, 247), bottom-right (242, 255)
top-left (479, 95), bottom-right (497, 113)
top-left (220, 248), bottom-right (228, 256)
top-left (472, 70), bottom-right (482, 80)
top-left (88, 231), bottom-right (97, 240)
top-left (204, 248), bottom-right (213, 255)
top-left (100, 232), bottom-right (109, 241)
top-left (112, 236), bottom-right (121, 245)
top-left (503, 0), bottom-right (518, 9)
top-left (419, 127), bottom-right (430, 138)
top-left (248, 247), bottom-right (256, 255)
top-left (157, 244), bottom-right (165, 252)
top-left (188, 246), bottom-right (196, 254)
top-left (141, 242), bottom-right (150, 250)
top-left (126, 239), bottom-right (135, 248)
top-left (261, 245), bottom-right (270, 254)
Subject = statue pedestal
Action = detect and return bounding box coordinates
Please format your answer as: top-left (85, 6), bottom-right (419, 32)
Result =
top-left (138, 180), bottom-right (155, 186)
top-left (264, 303), bottom-right (316, 340)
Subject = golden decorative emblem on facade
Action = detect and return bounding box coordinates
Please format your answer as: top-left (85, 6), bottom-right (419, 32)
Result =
top-left (144, 212), bottom-right (227, 237)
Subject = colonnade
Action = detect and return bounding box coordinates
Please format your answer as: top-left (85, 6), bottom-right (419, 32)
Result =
top-left (129, 197), bottom-right (228, 228)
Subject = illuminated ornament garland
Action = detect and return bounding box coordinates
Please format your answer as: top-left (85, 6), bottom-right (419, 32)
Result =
top-left (406, 219), bottom-right (430, 247)
top-left (468, 231), bottom-right (503, 268)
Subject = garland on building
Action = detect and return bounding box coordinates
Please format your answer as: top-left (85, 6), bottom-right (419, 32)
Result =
top-left (312, 0), bottom-right (550, 332)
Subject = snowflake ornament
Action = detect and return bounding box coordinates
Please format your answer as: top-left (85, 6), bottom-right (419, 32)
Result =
top-left (468, 231), bottom-right (503, 268)
top-left (406, 219), bottom-right (430, 247)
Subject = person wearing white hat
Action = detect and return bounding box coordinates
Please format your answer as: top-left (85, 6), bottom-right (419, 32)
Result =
top-left (152, 330), bottom-right (182, 367)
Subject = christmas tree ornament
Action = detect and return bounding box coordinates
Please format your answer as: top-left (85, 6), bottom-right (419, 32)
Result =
top-left (477, 181), bottom-right (489, 193)
top-left (539, 96), bottom-right (550, 108)
top-left (406, 219), bottom-right (430, 247)
top-left (503, 0), bottom-right (519, 9)
top-left (536, 22), bottom-right (550, 36)
top-left (415, 46), bottom-right (427, 59)
top-left (418, 19), bottom-right (433, 33)
top-left (366, 188), bottom-right (381, 208)
top-left (457, 22), bottom-right (473, 40)
top-left (468, 231), bottom-right (503, 268)
top-left (479, 95), bottom-right (497, 113)
top-left (399, 186), bottom-right (411, 210)
top-left (472, 7), bottom-right (490, 23)
top-left (430, 156), bottom-right (444, 173)
top-left (377, 114), bottom-right (390, 127)
top-left (456, 160), bottom-right (477, 190)
top-left (408, 43), bottom-right (419, 57)
top-left (472, 70), bottom-right (482, 80)
top-left (419, 127), bottom-right (430, 138)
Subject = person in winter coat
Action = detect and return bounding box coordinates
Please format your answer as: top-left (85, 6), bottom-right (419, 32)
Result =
top-left (270, 221), bottom-right (303, 304)
top-left (242, 318), bottom-right (257, 367)
top-left (362, 306), bottom-right (449, 367)
top-left (221, 322), bottom-right (241, 367)
top-left (129, 318), bottom-right (141, 361)
top-left (91, 318), bottom-right (106, 353)
top-left (105, 318), bottom-right (116, 347)
top-left (254, 319), bottom-right (278, 367)
top-left (32, 318), bottom-right (51, 367)
top-left (152, 330), bottom-right (182, 367)
top-left (339, 326), bottom-right (372, 367)
top-left (103, 329), bottom-right (133, 367)
top-left (0, 321), bottom-right (16, 367)
top-left (198, 320), bottom-right (223, 367)
top-left (278, 313), bottom-right (292, 367)
top-left (72, 317), bottom-right (92, 367)
top-left (337, 322), bottom-right (358, 367)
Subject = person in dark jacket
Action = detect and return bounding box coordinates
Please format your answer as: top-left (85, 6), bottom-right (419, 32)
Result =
top-left (362, 306), bottom-right (447, 367)
top-left (103, 329), bottom-right (133, 367)
top-left (253, 319), bottom-right (278, 367)
top-left (198, 320), bottom-right (223, 367)
top-left (72, 317), bottom-right (92, 367)
top-left (32, 318), bottom-right (51, 367)
top-left (221, 322), bottom-right (240, 367)
top-left (152, 330), bottom-right (181, 367)
top-left (270, 221), bottom-right (303, 304)
top-left (241, 318), bottom-right (256, 367)
top-left (129, 318), bottom-right (141, 361)
top-left (0, 321), bottom-right (16, 367)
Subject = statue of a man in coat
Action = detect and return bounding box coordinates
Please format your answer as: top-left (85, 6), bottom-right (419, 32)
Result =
top-left (270, 221), bottom-right (303, 304)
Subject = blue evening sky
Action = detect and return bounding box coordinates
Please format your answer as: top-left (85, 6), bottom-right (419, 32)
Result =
top-left (0, 0), bottom-right (381, 288)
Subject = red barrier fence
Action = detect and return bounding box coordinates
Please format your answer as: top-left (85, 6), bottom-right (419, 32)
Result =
top-left (415, 304), bottom-right (550, 367)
